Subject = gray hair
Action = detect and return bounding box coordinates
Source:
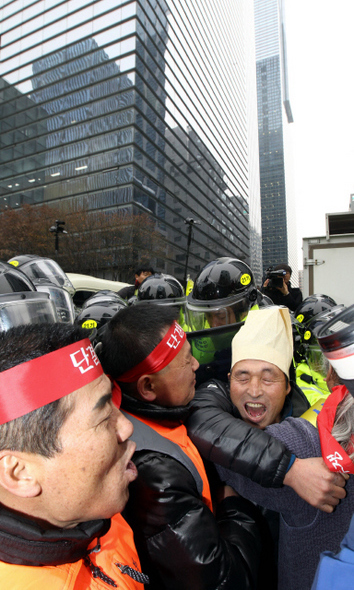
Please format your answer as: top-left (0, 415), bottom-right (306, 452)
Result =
top-left (332, 393), bottom-right (354, 462)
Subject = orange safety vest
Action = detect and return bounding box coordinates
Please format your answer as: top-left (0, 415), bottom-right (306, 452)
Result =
top-left (125, 411), bottom-right (213, 512)
top-left (0, 513), bottom-right (144, 590)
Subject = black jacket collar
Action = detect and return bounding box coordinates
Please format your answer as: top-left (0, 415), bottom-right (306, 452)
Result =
top-left (121, 392), bottom-right (192, 423)
top-left (0, 504), bottom-right (110, 566)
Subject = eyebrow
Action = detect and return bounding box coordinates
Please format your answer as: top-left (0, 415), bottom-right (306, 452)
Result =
top-left (233, 369), bottom-right (250, 377)
top-left (92, 392), bottom-right (112, 412)
top-left (261, 368), bottom-right (276, 375)
top-left (233, 367), bottom-right (276, 377)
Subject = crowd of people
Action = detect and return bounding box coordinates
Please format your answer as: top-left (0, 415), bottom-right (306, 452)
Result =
top-left (0, 254), bottom-right (353, 589)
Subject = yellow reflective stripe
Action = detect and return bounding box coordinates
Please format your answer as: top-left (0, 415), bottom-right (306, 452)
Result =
top-left (300, 398), bottom-right (327, 427)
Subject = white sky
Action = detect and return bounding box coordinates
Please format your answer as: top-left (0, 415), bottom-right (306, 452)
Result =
top-left (284, 0), bottom-right (354, 268)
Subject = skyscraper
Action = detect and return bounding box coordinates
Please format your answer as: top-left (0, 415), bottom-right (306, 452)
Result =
top-left (0, 0), bottom-right (262, 282)
top-left (254, 0), bottom-right (298, 283)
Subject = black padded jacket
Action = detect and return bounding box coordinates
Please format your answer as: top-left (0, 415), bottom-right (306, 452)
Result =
top-left (122, 394), bottom-right (272, 590)
top-left (186, 379), bottom-right (310, 488)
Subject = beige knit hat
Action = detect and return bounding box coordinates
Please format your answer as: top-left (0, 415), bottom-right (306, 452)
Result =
top-left (231, 307), bottom-right (293, 377)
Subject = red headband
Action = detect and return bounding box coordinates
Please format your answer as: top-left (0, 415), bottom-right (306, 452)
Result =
top-left (0, 339), bottom-right (104, 425)
top-left (317, 384), bottom-right (354, 474)
top-left (118, 321), bottom-right (186, 383)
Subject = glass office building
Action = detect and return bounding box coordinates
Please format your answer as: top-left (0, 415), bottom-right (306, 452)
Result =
top-left (254, 0), bottom-right (298, 282)
top-left (0, 0), bottom-right (262, 282)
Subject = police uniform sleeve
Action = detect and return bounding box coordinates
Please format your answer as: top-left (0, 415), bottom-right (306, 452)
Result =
top-left (123, 450), bottom-right (264, 590)
top-left (186, 380), bottom-right (292, 488)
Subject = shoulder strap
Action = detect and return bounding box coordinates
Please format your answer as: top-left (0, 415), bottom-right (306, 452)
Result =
top-left (122, 411), bottom-right (204, 496)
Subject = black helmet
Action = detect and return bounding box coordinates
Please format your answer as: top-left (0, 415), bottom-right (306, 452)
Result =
top-left (137, 273), bottom-right (187, 327)
top-left (0, 261), bottom-right (36, 293)
top-left (76, 300), bottom-right (127, 332)
top-left (307, 305), bottom-right (345, 341)
top-left (295, 294), bottom-right (337, 327)
top-left (8, 255), bottom-right (75, 295)
top-left (137, 273), bottom-right (184, 301)
top-left (82, 290), bottom-right (126, 311)
top-left (187, 258), bottom-right (257, 330)
top-left (190, 257), bottom-right (256, 302)
top-left (295, 303), bottom-right (345, 376)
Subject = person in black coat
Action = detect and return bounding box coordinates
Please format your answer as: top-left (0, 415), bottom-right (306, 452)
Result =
top-left (98, 304), bottom-right (272, 590)
top-left (186, 307), bottom-right (346, 512)
top-left (262, 263), bottom-right (302, 311)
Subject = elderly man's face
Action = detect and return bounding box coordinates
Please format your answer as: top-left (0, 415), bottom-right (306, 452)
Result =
top-left (230, 359), bottom-right (291, 429)
top-left (34, 374), bottom-right (137, 528)
top-left (151, 340), bottom-right (199, 407)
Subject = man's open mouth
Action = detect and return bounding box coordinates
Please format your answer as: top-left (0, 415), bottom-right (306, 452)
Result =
top-left (244, 402), bottom-right (267, 421)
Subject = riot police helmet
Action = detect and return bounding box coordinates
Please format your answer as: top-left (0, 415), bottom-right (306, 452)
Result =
top-left (82, 290), bottom-right (126, 311)
top-left (295, 294), bottom-right (337, 327)
top-left (137, 273), bottom-right (187, 326)
top-left (296, 303), bottom-right (345, 376)
top-left (76, 299), bottom-right (127, 333)
top-left (8, 255), bottom-right (75, 296)
top-left (137, 273), bottom-right (185, 302)
top-left (187, 257), bottom-right (257, 330)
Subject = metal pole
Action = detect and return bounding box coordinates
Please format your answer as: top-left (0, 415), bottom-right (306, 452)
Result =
top-left (183, 222), bottom-right (193, 288)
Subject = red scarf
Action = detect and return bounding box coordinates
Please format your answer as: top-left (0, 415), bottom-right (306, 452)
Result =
top-left (317, 384), bottom-right (354, 474)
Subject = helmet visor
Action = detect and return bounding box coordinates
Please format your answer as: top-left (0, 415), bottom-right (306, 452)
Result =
top-left (0, 296), bottom-right (58, 331)
top-left (36, 284), bottom-right (75, 324)
top-left (21, 259), bottom-right (75, 295)
top-left (187, 296), bottom-right (251, 331)
top-left (136, 298), bottom-right (189, 330)
top-left (307, 344), bottom-right (327, 377)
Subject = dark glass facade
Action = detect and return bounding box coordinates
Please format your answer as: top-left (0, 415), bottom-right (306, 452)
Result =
top-left (254, 0), bottom-right (298, 281)
top-left (0, 0), bottom-right (261, 281)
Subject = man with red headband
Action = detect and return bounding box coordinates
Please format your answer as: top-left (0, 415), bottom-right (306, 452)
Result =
top-left (99, 303), bottom-right (274, 590)
top-left (0, 323), bottom-right (148, 589)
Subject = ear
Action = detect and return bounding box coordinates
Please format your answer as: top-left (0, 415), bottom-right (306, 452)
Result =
top-left (136, 374), bottom-right (157, 403)
top-left (285, 379), bottom-right (291, 396)
top-left (0, 451), bottom-right (42, 498)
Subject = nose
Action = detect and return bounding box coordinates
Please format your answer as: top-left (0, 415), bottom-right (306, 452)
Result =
top-left (192, 355), bottom-right (199, 372)
top-left (247, 376), bottom-right (262, 398)
top-left (115, 409), bottom-right (134, 443)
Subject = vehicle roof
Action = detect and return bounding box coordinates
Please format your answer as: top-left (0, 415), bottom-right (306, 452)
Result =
top-left (66, 273), bottom-right (130, 293)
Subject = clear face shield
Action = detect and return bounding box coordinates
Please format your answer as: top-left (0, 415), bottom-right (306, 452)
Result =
top-left (35, 283), bottom-right (75, 324)
top-left (186, 294), bottom-right (251, 332)
top-left (0, 292), bottom-right (59, 331)
top-left (135, 297), bottom-right (189, 329)
top-left (20, 259), bottom-right (75, 296)
top-left (306, 343), bottom-right (328, 377)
